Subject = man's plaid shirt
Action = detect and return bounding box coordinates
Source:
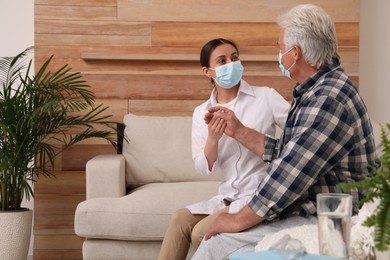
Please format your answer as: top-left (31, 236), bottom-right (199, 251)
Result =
top-left (248, 59), bottom-right (377, 221)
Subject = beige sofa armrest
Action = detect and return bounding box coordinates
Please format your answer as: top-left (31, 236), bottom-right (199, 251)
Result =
top-left (86, 154), bottom-right (126, 199)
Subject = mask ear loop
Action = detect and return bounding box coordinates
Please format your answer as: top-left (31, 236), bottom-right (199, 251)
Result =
top-left (286, 61), bottom-right (296, 71)
top-left (282, 46), bottom-right (296, 72)
top-left (288, 46), bottom-right (300, 72)
top-left (281, 46), bottom-right (294, 57)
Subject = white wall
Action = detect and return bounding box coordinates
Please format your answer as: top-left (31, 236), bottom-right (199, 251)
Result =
top-left (0, 1), bottom-right (35, 257)
top-left (0, 1), bottom-right (34, 56)
top-left (360, 0), bottom-right (390, 124)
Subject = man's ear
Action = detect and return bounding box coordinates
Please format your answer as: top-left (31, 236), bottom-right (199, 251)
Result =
top-left (293, 45), bottom-right (302, 61)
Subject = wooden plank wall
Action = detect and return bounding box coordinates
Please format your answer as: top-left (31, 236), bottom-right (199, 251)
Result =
top-left (33, 0), bottom-right (360, 259)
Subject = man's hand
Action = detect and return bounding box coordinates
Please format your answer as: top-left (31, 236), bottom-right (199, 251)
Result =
top-left (204, 106), bottom-right (224, 125)
top-left (204, 205), bottom-right (264, 240)
top-left (204, 212), bottom-right (238, 240)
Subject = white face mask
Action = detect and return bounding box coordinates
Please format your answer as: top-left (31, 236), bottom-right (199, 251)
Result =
top-left (278, 47), bottom-right (295, 78)
top-left (209, 60), bottom-right (244, 88)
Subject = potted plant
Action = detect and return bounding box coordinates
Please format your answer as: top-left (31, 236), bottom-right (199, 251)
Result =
top-left (340, 123), bottom-right (390, 255)
top-left (0, 47), bottom-right (117, 259)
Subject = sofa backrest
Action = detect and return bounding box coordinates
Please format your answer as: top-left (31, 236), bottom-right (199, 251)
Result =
top-left (122, 115), bottom-right (384, 189)
top-left (122, 114), bottom-right (222, 188)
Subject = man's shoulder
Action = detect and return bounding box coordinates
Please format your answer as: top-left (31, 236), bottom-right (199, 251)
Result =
top-left (311, 69), bottom-right (358, 102)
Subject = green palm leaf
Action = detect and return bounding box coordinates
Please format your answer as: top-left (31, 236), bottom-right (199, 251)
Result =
top-left (0, 47), bottom-right (117, 211)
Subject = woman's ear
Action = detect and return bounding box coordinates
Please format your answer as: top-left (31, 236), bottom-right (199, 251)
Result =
top-left (202, 66), bottom-right (212, 78)
top-left (202, 66), bottom-right (215, 85)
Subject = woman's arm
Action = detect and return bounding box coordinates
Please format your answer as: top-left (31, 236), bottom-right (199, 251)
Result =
top-left (203, 115), bottom-right (226, 170)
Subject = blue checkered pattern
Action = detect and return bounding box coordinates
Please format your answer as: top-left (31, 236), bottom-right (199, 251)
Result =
top-left (249, 59), bottom-right (376, 220)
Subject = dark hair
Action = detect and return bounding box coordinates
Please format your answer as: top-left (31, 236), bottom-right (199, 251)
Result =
top-left (200, 38), bottom-right (239, 68)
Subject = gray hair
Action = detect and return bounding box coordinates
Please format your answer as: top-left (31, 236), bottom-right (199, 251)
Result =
top-left (277, 4), bottom-right (339, 68)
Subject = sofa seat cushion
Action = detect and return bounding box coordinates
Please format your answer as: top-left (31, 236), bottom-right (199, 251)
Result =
top-left (75, 181), bottom-right (220, 241)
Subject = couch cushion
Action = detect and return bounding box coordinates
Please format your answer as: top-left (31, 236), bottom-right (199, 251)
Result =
top-left (75, 181), bottom-right (220, 240)
top-left (122, 114), bottom-right (222, 187)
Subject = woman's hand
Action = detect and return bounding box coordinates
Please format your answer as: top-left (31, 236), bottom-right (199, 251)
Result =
top-left (207, 112), bottom-right (226, 141)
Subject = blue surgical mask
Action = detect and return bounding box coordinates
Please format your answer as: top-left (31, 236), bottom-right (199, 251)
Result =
top-left (210, 60), bottom-right (244, 89)
top-left (278, 48), bottom-right (295, 78)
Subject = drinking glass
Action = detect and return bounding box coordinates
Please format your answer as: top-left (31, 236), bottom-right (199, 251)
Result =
top-left (316, 193), bottom-right (352, 258)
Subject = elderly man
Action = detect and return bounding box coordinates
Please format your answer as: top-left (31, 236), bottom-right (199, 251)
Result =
top-left (191, 4), bottom-right (376, 260)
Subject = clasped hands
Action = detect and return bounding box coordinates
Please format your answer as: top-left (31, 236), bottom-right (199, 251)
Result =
top-left (204, 106), bottom-right (243, 138)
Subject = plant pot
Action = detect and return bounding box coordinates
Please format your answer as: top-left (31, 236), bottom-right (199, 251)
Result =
top-left (0, 208), bottom-right (33, 260)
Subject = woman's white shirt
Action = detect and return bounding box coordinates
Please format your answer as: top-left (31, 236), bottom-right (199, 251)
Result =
top-left (187, 80), bottom-right (290, 214)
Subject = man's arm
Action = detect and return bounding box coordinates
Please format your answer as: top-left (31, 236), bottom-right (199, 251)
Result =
top-left (204, 205), bottom-right (264, 240)
top-left (205, 106), bottom-right (265, 157)
top-left (249, 97), bottom-right (355, 218)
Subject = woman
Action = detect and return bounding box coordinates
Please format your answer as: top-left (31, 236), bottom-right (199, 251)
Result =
top-left (158, 38), bottom-right (290, 260)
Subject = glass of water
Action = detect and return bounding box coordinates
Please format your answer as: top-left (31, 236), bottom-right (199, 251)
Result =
top-left (316, 193), bottom-right (352, 258)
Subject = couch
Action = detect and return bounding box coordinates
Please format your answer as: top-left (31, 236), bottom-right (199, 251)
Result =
top-left (74, 113), bottom-right (223, 260)
top-left (74, 113), bottom-right (385, 260)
